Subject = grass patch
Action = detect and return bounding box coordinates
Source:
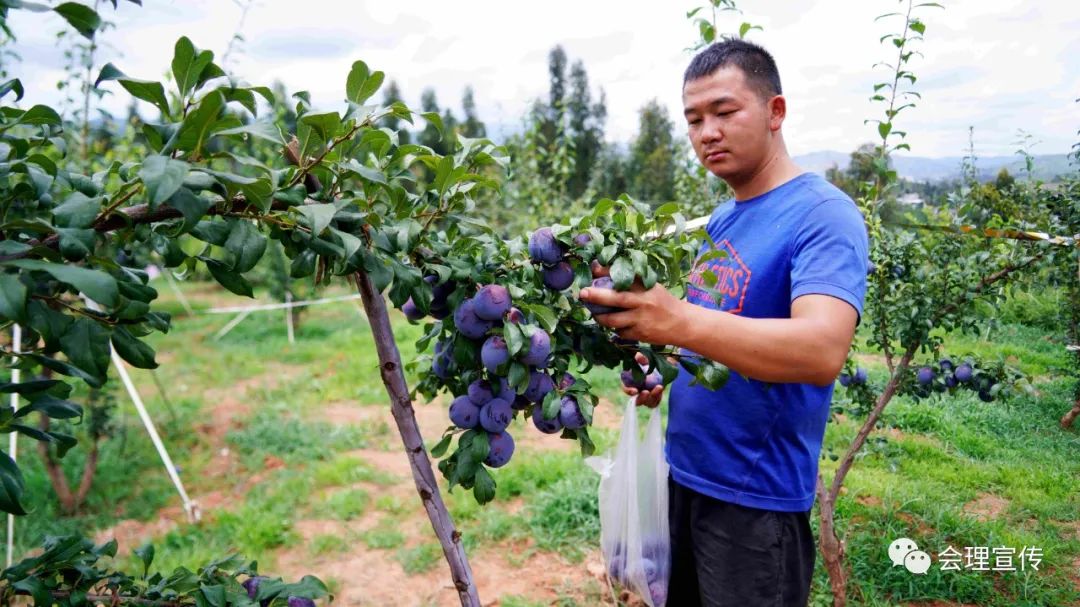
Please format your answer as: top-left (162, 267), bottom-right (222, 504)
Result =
top-left (309, 533), bottom-right (350, 556)
top-left (360, 522), bottom-right (405, 550)
top-left (313, 488), bottom-right (369, 521)
top-left (395, 542), bottom-right (441, 574)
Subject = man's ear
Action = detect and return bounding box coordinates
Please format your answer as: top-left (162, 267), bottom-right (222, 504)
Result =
top-left (768, 95), bottom-right (786, 131)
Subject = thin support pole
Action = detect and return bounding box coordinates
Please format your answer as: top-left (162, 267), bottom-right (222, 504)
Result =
top-left (213, 309), bottom-right (253, 341)
top-left (285, 292), bottom-right (295, 344)
top-left (6, 324), bottom-right (21, 567)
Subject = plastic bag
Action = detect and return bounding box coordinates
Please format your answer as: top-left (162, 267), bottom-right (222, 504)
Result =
top-left (586, 397), bottom-right (670, 607)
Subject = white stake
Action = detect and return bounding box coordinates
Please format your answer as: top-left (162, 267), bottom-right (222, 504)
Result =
top-left (285, 292), bottom-right (295, 344)
top-left (6, 323), bottom-right (21, 567)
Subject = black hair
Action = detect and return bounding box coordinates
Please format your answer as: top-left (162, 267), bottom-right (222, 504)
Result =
top-left (683, 38), bottom-right (782, 101)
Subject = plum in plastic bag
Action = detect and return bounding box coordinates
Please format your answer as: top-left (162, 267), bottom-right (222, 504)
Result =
top-left (586, 397), bottom-right (670, 606)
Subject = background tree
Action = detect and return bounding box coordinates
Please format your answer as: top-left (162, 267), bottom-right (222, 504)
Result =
top-left (382, 79), bottom-right (411, 145)
top-left (628, 99), bottom-right (676, 205)
top-left (459, 85), bottom-right (486, 139)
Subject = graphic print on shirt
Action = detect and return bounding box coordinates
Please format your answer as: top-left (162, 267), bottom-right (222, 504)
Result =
top-left (686, 239), bottom-right (752, 314)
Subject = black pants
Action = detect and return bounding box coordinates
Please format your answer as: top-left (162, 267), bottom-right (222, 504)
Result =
top-left (668, 477), bottom-right (816, 607)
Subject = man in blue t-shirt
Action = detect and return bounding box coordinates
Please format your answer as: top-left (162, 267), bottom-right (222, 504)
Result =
top-left (579, 39), bottom-right (868, 606)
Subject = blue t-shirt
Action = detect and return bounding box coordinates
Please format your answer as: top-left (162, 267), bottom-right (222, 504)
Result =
top-left (667, 172), bottom-right (868, 512)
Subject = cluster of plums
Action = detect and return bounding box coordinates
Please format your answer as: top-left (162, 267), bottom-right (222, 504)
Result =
top-left (401, 226), bottom-right (645, 471)
top-left (912, 358), bottom-right (999, 402)
top-left (605, 536), bottom-right (669, 606)
top-left (839, 359), bottom-right (1000, 402)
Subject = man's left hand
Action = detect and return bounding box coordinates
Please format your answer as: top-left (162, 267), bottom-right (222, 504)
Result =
top-left (579, 274), bottom-right (688, 347)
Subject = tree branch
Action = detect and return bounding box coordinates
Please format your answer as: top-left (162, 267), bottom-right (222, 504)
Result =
top-left (351, 271), bottom-right (481, 607)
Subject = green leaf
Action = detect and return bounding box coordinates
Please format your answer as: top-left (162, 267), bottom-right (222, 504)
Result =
top-left (609, 256), bottom-right (635, 291)
top-left (200, 585), bottom-right (226, 607)
top-left (345, 60), bottom-right (385, 105)
top-left (56, 227), bottom-right (96, 261)
top-left (15, 393), bottom-right (82, 420)
top-left (12, 576), bottom-right (49, 605)
top-left (0, 77), bottom-right (24, 101)
top-left (472, 466), bottom-right (495, 504)
top-left (504, 322), bottom-right (524, 357)
top-left (54, 2), bottom-right (101, 39)
top-left (203, 258), bottom-right (253, 297)
top-left (0, 451), bottom-right (26, 515)
top-left (224, 220), bottom-right (266, 273)
top-left (0, 273), bottom-right (28, 323)
top-left (190, 219), bottom-right (230, 245)
top-left (0, 379), bottom-right (61, 394)
top-left (295, 203), bottom-right (336, 236)
top-left (2, 259), bottom-right (118, 307)
top-left (52, 191), bottom-right (100, 228)
top-left (119, 78), bottom-right (171, 117)
top-left (134, 542), bottom-right (155, 578)
top-left (430, 434), bottom-right (452, 458)
top-left (175, 90), bottom-right (225, 155)
top-left (140, 155), bottom-right (190, 207)
top-left (111, 326), bottom-right (158, 369)
top-left (60, 318), bottom-right (112, 383)
top-left (171, 36), bottom-right (214, 97)
top-left (19, 104), bottom-right (61, 126)
top-left (94, 62), bottom-right (125, 87)
top-left (213, 120), bottom-right (283, 145)
top-left (166, 187), bottom-right (212, 234)
top-left (299, 111), bottom-right (342, 143)
top-left (541, 390), bottom-right (559, 421)
top-left (26, 352), bottom-right (102, 388)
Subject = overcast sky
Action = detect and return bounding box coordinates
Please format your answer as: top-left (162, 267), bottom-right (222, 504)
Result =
top-left (8, 0), bottom-right (1079, 159)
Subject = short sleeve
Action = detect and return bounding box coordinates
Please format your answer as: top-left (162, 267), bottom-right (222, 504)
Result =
top-left (789, 198), bottom-right (869, 321)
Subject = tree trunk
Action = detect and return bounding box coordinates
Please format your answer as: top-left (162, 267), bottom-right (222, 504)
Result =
top-left (1061, 397), bottom-right (1080, 430)
top-left (819, 348), bottom-right (914, 607)
top-left (38, 416), bottom-right (76, 514)
top-left (816, 475), bottom-right (846, 607)
top-left (352, 272), bottom-right (480, 607)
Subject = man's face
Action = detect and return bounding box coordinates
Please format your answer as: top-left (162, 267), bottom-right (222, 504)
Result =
top-left (682, 66), bottom-right (779, 184)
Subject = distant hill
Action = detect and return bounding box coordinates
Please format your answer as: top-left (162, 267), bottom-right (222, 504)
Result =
top-left (795, 151), bottom-right (1075, 182)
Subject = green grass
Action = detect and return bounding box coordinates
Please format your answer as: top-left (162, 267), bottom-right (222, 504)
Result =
top-left (313, 487), bottom-right (369, 521)
top-left (309, 533), bottom-right (350, 556)
top-left (395, 542), bottom-right (442, 574)
top-left (360, 521), bottom-right (406, 550)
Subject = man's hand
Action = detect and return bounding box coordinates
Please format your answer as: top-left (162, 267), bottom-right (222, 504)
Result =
top-left (624, 352), bottom-right (665, 408)
top-left (579, 262), bottom-right (688, 347)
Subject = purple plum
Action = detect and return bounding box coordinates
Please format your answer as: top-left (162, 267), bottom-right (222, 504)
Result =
top-left (474, 284), bottom-right (511, 320)
top-left (573, 233), bottom-right (592, 247)
top-left (978, 388), bottom-right (994, 402)
top-left (511, 394), bottom-right (532, 411)
top-left (402, 297), bottom-right (424, 322)
top-left (640, 557), bottom-right (658, 583)
top-left (528, 227), bottom-right (565, 264)
top-left (467, 379), bottom-right (496, 405)
top-left (484, 431), bottom-right (515, 468)
top-left (449, 395), bottom-right (480, 429)
top-left (559, 395), bottom-right (586, 429)
top-left (939, 358), bottom-right (954, 372)
top-left (287, 598), bottom-right (315, 607)
top-left (853, 367), bottom-right (869, 385)
top-left (520, 329), bottom-right (552, 367)
top-left (644, 371), bottom-right (663, 391)
top-left (454, 298), bottom-right (494, 339)
top-left (242, 576), bottom-right (270, 606)
top-left (558, 372), bottom-right (576, 390)
top-left (954, 363), bottom-right (973, 383)
top-left (532, 403), bottom-right (563, 434)
top-left (479, 398), bottom-right (513, 433)
top-left (506, 307), bottom-right (524, 324)
top-left (492, 377), bottom-right (517, 402)
top-left (648, 581), bottom-right (667, 606)
top-left (583, 277), bottom-right (625, 316)
top-left (838, 373), bottom-right (852, 387)
top-left (432, 340), bottom-right (453, 379)
top-left (916, 366), bottom-right (935, 385)
top-left (481, 335), bottom-right (510, 373)
top-left (542, 261), bottom-right (575, 291)
top-left (524, 370), bottom-right (555, 403)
